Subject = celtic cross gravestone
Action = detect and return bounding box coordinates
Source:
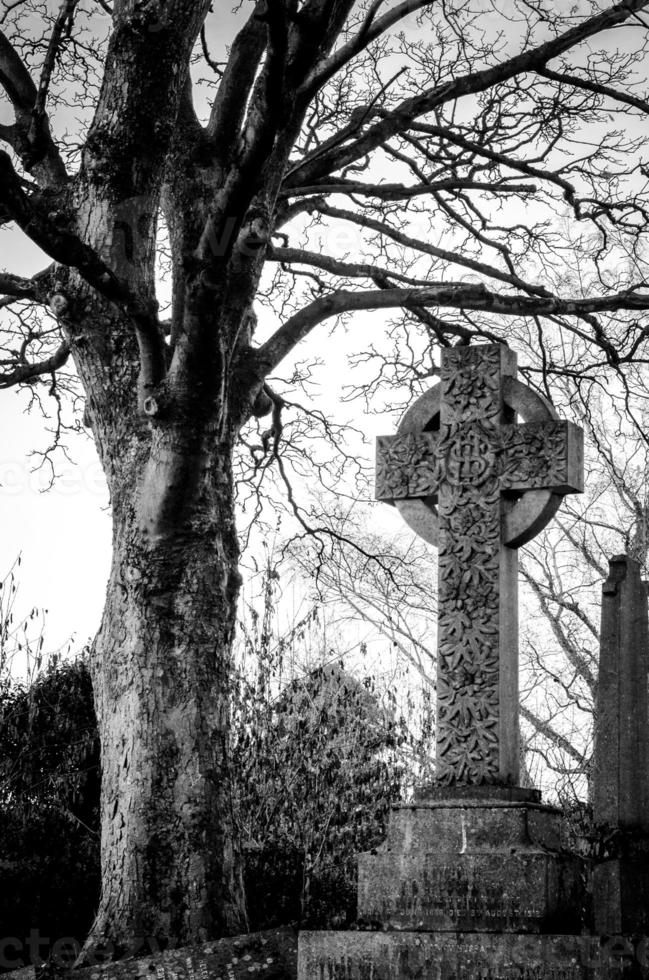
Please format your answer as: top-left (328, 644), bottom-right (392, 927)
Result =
top-left (375, 344), bottom-right (583, 786)
top-left (299, 345), bottom-right (649, 978)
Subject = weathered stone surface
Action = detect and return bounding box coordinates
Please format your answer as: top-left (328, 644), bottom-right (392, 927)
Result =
top-left (370, 801), bottom-right (563, 852)
top-left (374, 344), bottom-right (583, 787)
top-left (592, 555), bottom-right (649, 832)
top-left (591, 555), bottom-right (649, 935)
top-left (376, 422), bottom-right (581, 503)
top-left (298, 931), bottom-right (649, 980)
top-left (415, 784), bottom-right (541, 804)
top-left (357, 802), bottom-right (585, 933)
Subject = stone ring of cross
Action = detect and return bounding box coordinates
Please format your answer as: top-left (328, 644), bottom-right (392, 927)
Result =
top-left (385, 368), bottom-right (582, 550)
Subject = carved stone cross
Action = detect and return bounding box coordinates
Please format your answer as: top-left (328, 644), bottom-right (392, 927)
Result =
top-left (376, 345), bottom-right (583, 786)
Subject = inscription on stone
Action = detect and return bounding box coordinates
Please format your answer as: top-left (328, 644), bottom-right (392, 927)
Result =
top-left (357, 843), bottom-right (580, 935)
top-left (389, 864), bottom-right (544, 921)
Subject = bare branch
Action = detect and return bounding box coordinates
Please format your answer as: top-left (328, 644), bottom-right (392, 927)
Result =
top-left (286, 0), bottom-right (649, 189)
top-left (0, 29), bottom-right (36, 113)
top-left (0, 151), bottom-right (121, 298)
top-left (0, 340), bottom-right (70, 389)
top-left (302, 0), bottom-right (435, 94)
top-left (281, 177), bottom-right (538, 200)
top-left (268, 245), bottom-right (437, 288)
top-left (34, 0), bottom-right (80, 118)
top-left (0, 29), bottom-right (67, 185)
top-left (0, 150), bottom-right (164, 398)
top-left (0, 123), bottom-right (16, 145)
top-left (207, 2), bottom-right (267, 147)
top-left (0, 271), bottom-right (44, 301)
top-left (537, 65), bottom-right (649, 116)
top-left (200, 25), bottom-right (225, 76)
top-left (254, 282), bottom-right (649, 376)
top-left (312, 201), bottom-right (552, 296)
top-left (407, 123), bottom-right (582, 216)
top-left (521, 704), bottom-right (588, 769)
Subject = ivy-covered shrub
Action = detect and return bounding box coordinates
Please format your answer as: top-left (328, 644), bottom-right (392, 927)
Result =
top-left (0, 641), bottom-right (407, 951)
top-left (232, 661), bottom-right (406, 929)
top-left (0, 659), bottom-right (100, 969)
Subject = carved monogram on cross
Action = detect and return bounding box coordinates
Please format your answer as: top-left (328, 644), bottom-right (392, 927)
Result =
top-left (376, 345), bottom-right (583, 786)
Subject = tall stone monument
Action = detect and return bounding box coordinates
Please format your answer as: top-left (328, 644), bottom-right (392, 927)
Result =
top-left (298, 344), bottom-right (638, 979)
top-left (591, 555), bottom-right (649, 934)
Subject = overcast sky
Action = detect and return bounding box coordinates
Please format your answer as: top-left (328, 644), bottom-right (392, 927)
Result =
top-left (0, 227), bottom-right (112, 662)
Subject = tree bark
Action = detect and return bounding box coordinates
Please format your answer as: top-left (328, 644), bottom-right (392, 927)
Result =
top-left (85, 419), bottom-right (247, 951)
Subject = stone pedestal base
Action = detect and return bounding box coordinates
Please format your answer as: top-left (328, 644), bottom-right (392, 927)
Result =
top-left (357, 798), bottom-right (585, 933)
top-left (298, 795), bottom-right (597, 979)
top-left (298, 931), bottom-right (649, 980)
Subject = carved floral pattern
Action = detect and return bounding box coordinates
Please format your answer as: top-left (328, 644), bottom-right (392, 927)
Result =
top-left (443, 346), bottom-right (503, 424)
top-left (437, 428), bottom-right (502, 784)
top-left (500, 423), bottom-right (569, 490)
top-left (375, 433), bottom-right (440, 500)
top-left (376, 422), bottom-right (571, 503)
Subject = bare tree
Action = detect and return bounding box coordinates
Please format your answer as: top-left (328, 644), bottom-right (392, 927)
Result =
top-left (519, 379), bottom-right (649, 797)
top-left (2, 0), bottom-right (649, 951)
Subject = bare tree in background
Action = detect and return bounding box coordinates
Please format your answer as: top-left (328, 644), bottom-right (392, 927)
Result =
top-left (519, 381), bottom-right (649, 796)
top-left (2, 0), bottom-right (649, 950)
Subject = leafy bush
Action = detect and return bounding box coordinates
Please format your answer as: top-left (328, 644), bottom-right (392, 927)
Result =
top-left (0, 659), bottom-right (100, 968)
top-left (232, 660), bottom-right (406, 929)
top-left (0, 628), bottom-right (407, 949)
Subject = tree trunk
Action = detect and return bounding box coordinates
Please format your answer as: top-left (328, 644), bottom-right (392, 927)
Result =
top-left (61, 278), bottom-right (247, 948)
top-left (47, 14), bottom-right (271, 937)
top-left (83, 385), bottom-right (248, 951)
